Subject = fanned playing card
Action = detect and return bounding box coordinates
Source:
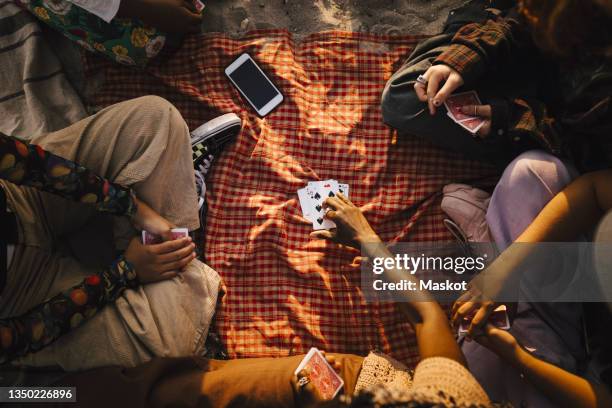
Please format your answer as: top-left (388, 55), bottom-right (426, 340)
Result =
top-left (297, 187), bottom-right (316, 222)
top-left (444, 91), bottom-right (486, 134)
top-left (338, 183), bottom-right (349, 197)
top-left (142, 230), bottom-right (163, 245)
top-left (294, 348), bottom-right (344, 400)
top-left (142, 228), bottom-right (189, 245)
top-left (311, 180), bottom-right (338, 230)
top-left (297, 180), bottom-right (350, 230)
top-left (457, 116), bottom-right (485, 134)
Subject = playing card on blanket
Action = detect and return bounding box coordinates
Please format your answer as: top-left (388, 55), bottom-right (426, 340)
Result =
top-left (294, 347), bottom-right (344, 400)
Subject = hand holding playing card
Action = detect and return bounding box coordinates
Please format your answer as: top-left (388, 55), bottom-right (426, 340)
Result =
top-left (451, 286), bottom-right (498, 337)
top-left (297, 179), bottom-right (349, 230)
top-left (131, 196), bottom-right (175, 242)
top-left (294, 348), bottom-right (344, 403)
top-left (124, 235), bottom-right (196, 283)
top-left (460, 104), bottom-right (492, 138)
top-left (472, 324), bottom-right (522, 364)
top-left (444, 91), bottom-right (490, 136)
top-left (413, 65), bottom-right (465, 115)
top-left (310, 193), bottom-right (379, 249)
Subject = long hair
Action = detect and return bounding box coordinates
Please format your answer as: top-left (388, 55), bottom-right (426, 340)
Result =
top-left (518, 0), bottom-right (612, 58)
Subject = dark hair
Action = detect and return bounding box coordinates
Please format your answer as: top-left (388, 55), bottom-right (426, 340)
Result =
top-left (518, 0), bottom-right (612, 58)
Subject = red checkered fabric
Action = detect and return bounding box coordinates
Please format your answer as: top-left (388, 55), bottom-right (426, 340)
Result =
top-left (83, 30), bottom-right (494, 366)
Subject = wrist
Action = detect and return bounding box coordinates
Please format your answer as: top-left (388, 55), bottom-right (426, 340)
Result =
top-left (115, 254), bottom-right (139, 288)
top-left (507, 342), bottom-right (532, 370)
top-left (357, 231), bottom-right (382, 246)
top-left (128, 191), bottom-right (140, 221)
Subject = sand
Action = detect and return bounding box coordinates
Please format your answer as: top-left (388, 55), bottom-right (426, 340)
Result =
top-left (55, 1), bottom-right (464, 97)
top-left (201, 0), bottom-right (466, 38)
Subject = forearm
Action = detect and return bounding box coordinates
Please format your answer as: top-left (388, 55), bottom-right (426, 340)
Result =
top-left (516, 170), bottom-right (612, 243)
top-left (361, 238), bottom-right (466, 365)
top-left (513, 348), bottom-right (612, 408)
top-left (412, 307), bottom-right (466, 365)
top-left (0, 256), bottom-right (138, 363)
top-left (0, 134), bottom-right (136, 216)
top-left (473, 170), bottom-right (612, 296)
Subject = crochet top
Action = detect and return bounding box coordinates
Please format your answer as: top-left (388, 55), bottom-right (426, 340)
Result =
top-left (352, 352), bottom-right (492, 407)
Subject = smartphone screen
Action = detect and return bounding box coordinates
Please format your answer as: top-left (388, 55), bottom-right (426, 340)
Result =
top-left (227, 58), bottom-right (280, 110)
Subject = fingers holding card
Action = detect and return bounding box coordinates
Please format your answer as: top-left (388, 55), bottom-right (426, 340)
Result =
top-left (193, 0), bottom-right (205, 12)
top-left (298, 180), bottom-right (350, 230)
top-left (295, 348), bottom-right (344, 400)
top-left (444, 91), bottom-right (486, 135)
top-left (142, 228), bottom-right (189, 245)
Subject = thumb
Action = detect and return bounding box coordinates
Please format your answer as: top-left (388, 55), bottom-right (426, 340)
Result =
top-left (294, 369), bottom-right (321, 406)
top-left (160, 229), bottom-right (175, 242)
top-left (182, 0), bottom-right (198, 13)
top-left (461, 104), bottom-right (492, 119)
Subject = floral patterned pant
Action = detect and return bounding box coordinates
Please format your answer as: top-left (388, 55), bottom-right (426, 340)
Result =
top-left (16, 0), bottom-right (182, 67)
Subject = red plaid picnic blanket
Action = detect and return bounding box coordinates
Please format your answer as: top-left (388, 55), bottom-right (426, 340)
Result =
top-left (83, 30), bottom-right (494, 366)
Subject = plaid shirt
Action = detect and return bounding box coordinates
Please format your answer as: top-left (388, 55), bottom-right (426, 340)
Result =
top-left (433, 15), bottom-right (561, 154)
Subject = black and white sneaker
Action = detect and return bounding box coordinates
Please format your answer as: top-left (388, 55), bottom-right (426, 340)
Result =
top-left (191, 113), bottom-right (241, 222)
top-left (192, 113), bottom-right (241, 168)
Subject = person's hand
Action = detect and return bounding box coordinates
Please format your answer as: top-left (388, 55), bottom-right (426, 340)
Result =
top-left (124, 236), bottom-right (196, 283)
top-left (119, 0), bottom-right (203, 33)
top-left (293, 351), bottom-right (343, 407)
top-left (131, 197), bottom-right (176, 241)
top-left (414, 65), bottom-right (464, 115)
top-left (309, 193), bottom-right (379, 249)
top-left (460, 104), bottom-right (492, 138)
top-left (452, 286), bottom-right (497, 338)
top-left (473, 325), bottom-right (523, 365)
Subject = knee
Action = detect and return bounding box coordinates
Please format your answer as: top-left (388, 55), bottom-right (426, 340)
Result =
top-left (132, 95), bottom-right (189, 143)
top-left (133, 95), bottom-right (175, 114)
top-left (381, 81), bottom-right (424, 131)
top-left (499, 151), bottom-right (572, 197)
top-left (138, 95), bottom-right (185, 125)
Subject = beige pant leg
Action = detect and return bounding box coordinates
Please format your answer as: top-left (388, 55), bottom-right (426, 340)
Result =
top-left (147, 354), bottom-right (364, 408)
top-left (17, 258), bottom-right (220, 371)
top-left (0, 181), bottom-right (107, 318)
top-left (30, 94), bottom-right (200, 231)
top-left (7, 96), bottom-right (219, 371)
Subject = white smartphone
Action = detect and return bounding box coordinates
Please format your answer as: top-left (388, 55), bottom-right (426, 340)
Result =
top-left (225, 53), bottom-right (284, 117)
